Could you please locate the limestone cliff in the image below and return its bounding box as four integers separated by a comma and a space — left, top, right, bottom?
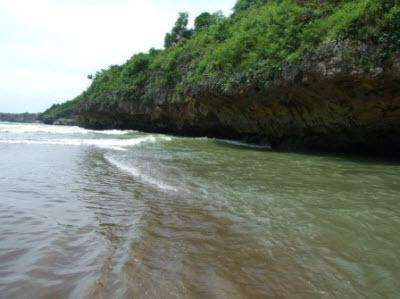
77, 42, 400, 155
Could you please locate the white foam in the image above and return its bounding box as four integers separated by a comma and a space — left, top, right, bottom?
95, 129, 134, 135
0, 123, 132, 135
217, 139, 271, 149
105, 155, 177, 192
0, 135, 172, 151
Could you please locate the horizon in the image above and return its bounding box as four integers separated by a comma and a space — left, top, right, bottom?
0, 0, 235, 113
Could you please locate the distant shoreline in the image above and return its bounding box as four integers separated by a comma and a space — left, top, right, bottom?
0, 112, 42, 124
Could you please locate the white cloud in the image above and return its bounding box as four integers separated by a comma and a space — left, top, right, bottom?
0, 0, 234, 113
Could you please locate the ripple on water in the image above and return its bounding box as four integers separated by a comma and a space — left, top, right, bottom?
1, 123, 400, 297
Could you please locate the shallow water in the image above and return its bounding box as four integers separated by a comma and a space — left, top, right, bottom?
0, 122, 399, 298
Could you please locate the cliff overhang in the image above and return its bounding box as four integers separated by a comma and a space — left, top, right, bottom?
77, 41, 400, 156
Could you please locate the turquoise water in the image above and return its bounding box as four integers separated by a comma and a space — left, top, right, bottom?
0, 122, 399, 298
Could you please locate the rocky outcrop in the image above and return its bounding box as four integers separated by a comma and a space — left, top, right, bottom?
0, 113, 41, 123
77, 41, 400, 155
52, 118, 77, 126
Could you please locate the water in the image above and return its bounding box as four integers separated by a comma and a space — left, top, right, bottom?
0, 122, 399, 298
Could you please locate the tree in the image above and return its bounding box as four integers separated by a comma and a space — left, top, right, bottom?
164, 33, 174, 48
233, 0, 268, 13
194, 11, 224, 31
195, 12, 213, 31
164, 12, 193, 48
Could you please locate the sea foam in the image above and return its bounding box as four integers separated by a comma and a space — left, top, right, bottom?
217, 139, 271, 149
0, 123, 132, 135
105, 155, 177, 192
0, 135, 172, 151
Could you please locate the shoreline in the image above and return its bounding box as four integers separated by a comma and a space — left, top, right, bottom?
37, 120, 400, 159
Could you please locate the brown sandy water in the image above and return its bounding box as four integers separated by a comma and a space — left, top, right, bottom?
0, 122, 400, 298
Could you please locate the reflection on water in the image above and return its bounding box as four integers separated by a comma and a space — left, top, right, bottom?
0, 122, 400, 298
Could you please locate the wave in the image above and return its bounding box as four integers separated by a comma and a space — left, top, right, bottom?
105, 155, 177, 192
192, 136, 271, 149
0, 135, 172, 151
0, 123, 132, 135
94, 129, 135, 135
216, 139, 271, 149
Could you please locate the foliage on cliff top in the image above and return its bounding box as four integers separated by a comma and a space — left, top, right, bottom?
40, 97, 82, 124
42, 0, 400, 121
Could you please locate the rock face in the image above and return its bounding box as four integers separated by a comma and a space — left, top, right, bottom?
0, 113, 41, 123
52, 118, 77, 126
77, 42, 400, 155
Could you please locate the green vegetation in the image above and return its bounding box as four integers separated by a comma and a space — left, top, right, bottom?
233, 0, 268, 13
39, 97, 82, 124
41, 0, 400, 123
164, 12, 193, 48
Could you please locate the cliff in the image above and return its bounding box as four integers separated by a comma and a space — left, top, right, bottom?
77, 42, 400, 154
42, 0, 400, 155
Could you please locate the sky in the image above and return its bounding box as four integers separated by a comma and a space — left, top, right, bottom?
0, 0, 235, 113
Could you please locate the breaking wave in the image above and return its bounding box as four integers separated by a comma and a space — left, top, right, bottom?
105, 155, 177, 192
0, 136, 172, 151
0, 123, 131, 135
216, 139, 271, 149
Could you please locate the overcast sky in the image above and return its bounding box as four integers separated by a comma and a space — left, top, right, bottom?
0, 0, 235, 113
